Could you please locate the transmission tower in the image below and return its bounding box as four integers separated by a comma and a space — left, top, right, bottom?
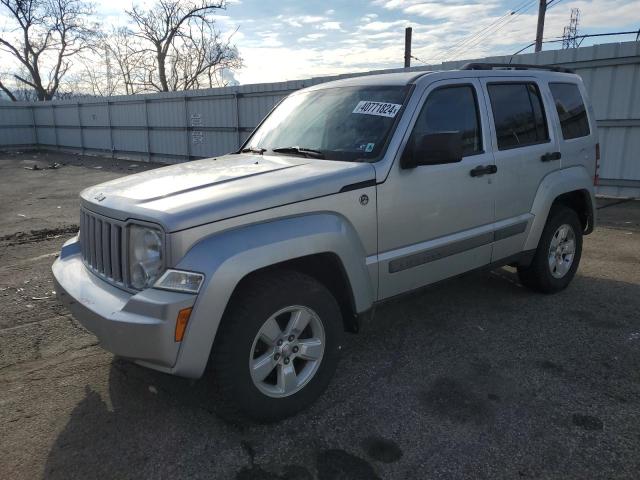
105, 45, 114, 95
562, 8, 581, 49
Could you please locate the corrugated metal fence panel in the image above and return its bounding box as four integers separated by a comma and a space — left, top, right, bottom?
110, 101, 146, 126
0, 105, 34, 145
148, 99, 185, 127
80, 103, 109, 127
34, 107, 54, 126
0, 41, 638, 195
188, 96, 237, 128
36, 127, 56, 145
54, 105, 79, 126
83, 128, 111, 151
0, 105, 32, 126
113, 129, 147, 153
0, 126, 34, 145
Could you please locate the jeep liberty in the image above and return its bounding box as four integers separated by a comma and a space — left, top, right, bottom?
53, 64, 598, 421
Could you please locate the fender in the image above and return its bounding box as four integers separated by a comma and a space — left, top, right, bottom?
170, 213, 374, 378
524, 166, 596, 252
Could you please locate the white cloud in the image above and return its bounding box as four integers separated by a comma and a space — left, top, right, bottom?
298, 33, 327, 43
318, 21, 342, 31
325, 9, 335, 15
253, 31, 283, 47
276, 14, 328, 28
358, 20, 409, 32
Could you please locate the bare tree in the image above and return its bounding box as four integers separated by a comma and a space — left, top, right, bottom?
0, 0, 96, 101
79, 27, 149, 97
126, 0, 241, 92
106, 27, 148, 95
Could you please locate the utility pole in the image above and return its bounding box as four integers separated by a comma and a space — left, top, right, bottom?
404, 27, 412, 68
534, 0, 547, 53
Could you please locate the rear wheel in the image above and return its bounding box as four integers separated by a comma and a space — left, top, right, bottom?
517, 206, 583, 293
210, 270, 343, 422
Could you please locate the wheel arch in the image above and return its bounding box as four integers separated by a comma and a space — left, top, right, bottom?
230, 253, 359, 333
168, 213, 375, 379
524, 166, 596, 251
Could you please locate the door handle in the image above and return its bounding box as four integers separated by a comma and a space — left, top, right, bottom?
541, 151, 562, 162
470, 165, 498, 177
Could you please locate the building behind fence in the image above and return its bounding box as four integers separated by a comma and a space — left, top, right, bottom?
1, 41, 639, 197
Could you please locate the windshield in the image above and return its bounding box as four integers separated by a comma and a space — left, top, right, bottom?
245, 85, 411, 162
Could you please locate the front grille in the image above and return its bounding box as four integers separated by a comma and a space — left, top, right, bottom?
80, 209, 127, 286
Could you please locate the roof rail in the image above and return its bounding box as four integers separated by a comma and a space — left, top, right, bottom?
460, 62, 575, 74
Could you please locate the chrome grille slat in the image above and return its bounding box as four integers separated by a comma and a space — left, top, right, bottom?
96, 219, 103, 272
103, 222, 111, 278
79, 208, 127, 288
89, 216, 96, 268
111, 225, 122, 282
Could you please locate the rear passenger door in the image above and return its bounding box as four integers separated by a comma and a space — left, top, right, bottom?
480, 78, 559, 261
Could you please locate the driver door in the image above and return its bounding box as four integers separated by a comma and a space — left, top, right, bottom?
376, 78, 496, 299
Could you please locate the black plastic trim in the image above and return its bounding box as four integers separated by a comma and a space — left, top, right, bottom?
461, 62, 575, 74
388, 221, 529, 273
339, 179, 377, 193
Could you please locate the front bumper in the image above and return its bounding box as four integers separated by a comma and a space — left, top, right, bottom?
52, 236, 196, 374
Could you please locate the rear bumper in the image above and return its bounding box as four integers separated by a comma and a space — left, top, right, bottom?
52, 236, 195, 374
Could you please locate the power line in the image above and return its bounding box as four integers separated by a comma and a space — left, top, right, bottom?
437, 0, 536, 62
436, 4, 525, 61
446, 0, 567, 61
444, 1, 537, 61
512, 30, 640, 55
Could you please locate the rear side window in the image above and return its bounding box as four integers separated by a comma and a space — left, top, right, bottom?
487, 83, 549, 150
549, 83, 590, 139
412, 85, 482, 156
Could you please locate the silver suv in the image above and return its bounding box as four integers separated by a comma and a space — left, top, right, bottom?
53, 64, 598, 421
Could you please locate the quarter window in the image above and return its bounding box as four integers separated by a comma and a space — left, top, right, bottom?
549, 83, 590, 139
488, 83, 549, 150
411, 85, 482, 157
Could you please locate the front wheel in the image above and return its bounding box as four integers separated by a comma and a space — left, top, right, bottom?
210, 270, 344, 422
517, 206, 583, 293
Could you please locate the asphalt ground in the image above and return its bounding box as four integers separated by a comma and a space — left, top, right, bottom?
1, 151, 639, 479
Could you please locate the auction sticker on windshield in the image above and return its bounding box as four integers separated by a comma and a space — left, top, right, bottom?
352, 101, 402, 118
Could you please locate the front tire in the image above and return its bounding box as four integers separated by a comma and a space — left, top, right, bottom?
517, 205, 583, 293
210, 270, 344, 422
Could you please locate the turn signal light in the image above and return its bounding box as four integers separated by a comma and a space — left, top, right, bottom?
175, 307, 193, 342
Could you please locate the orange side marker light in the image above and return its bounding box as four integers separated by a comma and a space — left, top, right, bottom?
175, 307, 193, 342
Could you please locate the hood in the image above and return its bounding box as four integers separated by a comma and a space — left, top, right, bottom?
80, 153, 375, 232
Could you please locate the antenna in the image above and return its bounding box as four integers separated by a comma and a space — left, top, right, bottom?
562, 8, 581, 49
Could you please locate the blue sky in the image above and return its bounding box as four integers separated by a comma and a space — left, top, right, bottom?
199, 0, 640, 84
10, 0, 640, 86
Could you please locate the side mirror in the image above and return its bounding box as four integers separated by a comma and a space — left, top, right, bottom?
401, 131, 463, 169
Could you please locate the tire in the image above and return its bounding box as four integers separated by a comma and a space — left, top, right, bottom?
517, 205, 583, 294
210, 270, 344, 422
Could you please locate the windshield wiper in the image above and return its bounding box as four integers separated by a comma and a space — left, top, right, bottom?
240, 146, 266, 154
271, 146, 325, 159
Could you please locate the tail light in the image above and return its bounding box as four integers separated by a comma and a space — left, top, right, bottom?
594, 143, 600, 186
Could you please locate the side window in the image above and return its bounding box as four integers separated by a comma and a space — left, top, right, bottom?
487, 83, 550, 150
549, 83, 590, 139
411, 85, 482, 157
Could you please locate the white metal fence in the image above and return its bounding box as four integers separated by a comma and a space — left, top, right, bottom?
1, 41, 639, 197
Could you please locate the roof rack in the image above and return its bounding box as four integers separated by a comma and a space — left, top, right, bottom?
460, 62, 575, 74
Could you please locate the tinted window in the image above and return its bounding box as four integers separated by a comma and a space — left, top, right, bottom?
488, 83, 549, 150
411, 85, 482, 157
549, 83, 590, 139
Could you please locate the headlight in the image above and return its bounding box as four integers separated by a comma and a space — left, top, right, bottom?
128, 225, 163, 290
154, 269, 204, 294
